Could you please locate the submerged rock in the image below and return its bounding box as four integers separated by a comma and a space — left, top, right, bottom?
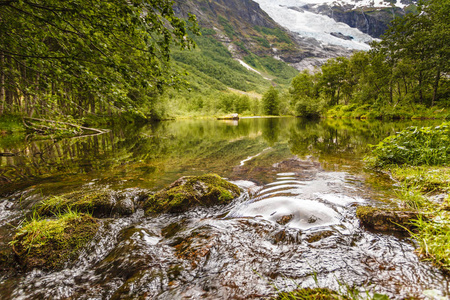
36, 189, 136, 218
356, 206, 425, 232
144, 174, 240, 214
11, 213, 99, 271
274, 287, 343, 299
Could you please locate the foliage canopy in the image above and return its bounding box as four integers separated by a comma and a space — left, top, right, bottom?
0, 0, 198, 118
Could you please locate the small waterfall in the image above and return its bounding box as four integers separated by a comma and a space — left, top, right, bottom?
360, 8, 370, 34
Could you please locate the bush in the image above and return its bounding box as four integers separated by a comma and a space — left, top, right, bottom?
262, 86, 280, 115
366, 122, 450, 168
295, 96, 325, 118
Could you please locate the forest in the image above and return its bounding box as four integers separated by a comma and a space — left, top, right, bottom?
0, 0, 198, 122
0, 0, 448, 124
1, 1, 450, 299
289, 0, 449, 119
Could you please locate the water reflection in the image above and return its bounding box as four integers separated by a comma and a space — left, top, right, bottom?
0, 118, 442, 195
0, 118, 448, 299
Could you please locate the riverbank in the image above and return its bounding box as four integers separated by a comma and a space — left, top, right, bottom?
325, 104, 450, 120
364, 122, 450, 272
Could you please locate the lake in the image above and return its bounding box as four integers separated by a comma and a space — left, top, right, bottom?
0, 117, 448, 299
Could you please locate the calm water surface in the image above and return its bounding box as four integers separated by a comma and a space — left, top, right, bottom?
0, 118, 448, 299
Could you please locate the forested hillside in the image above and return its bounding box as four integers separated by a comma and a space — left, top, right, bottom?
289, 0, 449, 119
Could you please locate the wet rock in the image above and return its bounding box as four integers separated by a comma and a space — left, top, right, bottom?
36, 189, 137, 218
11, 213, 99, 271
271, 229, 301, 244
144, 174, 240, 215
276, 214, 293, 225
356, 206, 426, 232
0, 247, 17, 276
305, 230, 334, 243
172, 231, 217, 268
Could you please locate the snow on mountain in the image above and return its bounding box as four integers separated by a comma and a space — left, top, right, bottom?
283, 0, 408, 9
252, 0, 404, 50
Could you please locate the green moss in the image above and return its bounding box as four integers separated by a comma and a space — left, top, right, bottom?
144, 174, 240, 214
274, 287, 346, 299
10, 212, 99, 270
36, 189, 135, 218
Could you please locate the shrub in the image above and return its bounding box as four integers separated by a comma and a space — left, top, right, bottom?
366, 123, 450, 168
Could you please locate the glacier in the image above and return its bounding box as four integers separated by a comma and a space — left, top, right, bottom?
252, 0, 405, 50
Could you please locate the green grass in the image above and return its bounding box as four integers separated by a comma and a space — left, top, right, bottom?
365, 123, 450, 272
0, 114, 25, 133
410, 213, 450, 271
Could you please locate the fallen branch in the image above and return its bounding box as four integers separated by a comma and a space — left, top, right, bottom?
0, 152, 15, 157
23, 117, 109, 135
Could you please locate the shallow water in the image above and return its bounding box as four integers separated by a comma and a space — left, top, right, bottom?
0, 118, 448, 299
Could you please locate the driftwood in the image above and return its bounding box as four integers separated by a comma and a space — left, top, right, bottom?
23, 117, 109, 135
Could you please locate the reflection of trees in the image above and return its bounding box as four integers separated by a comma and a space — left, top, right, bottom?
262, 118, 280, 147
288, 119, 440, 162
0, 126, 143, 185
0, 119, 266, 189
1, 118, 439, 191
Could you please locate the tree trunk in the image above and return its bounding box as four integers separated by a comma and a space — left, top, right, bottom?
90, 94, 95, 114
0, 51, 5, 116
432, 67, 440, 107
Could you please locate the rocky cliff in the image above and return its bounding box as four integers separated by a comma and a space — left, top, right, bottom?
174, 0, 352, 71
312, 5, 407, 38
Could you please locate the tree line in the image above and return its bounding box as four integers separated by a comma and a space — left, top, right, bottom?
288, 0, 449, 119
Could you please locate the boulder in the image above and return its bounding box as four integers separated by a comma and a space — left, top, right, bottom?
144, 174, 240, 214
11, 213, 99, 271
356, 206, 425, 232
36, 189, 136, 218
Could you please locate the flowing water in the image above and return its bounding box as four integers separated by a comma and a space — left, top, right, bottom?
0, 118, 448, 299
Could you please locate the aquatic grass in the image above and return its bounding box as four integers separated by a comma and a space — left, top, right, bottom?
394, 184, 430, 210
410, 213, 450, 272
365, 123, 450, 272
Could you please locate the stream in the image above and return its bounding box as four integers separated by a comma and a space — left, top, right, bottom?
0, 117, 448, 299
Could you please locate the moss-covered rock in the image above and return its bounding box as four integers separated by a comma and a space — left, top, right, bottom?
36, 189, 136, 218
273, 287, 346, 300
356, 206, 425, 232
144, 174, 240, 214
10, 213, 99, 271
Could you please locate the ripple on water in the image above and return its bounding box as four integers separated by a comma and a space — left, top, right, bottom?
228, 197, 341, 230
3, 164, 450, 300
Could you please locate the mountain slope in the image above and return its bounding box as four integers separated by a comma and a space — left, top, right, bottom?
174, 0, 353, 73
